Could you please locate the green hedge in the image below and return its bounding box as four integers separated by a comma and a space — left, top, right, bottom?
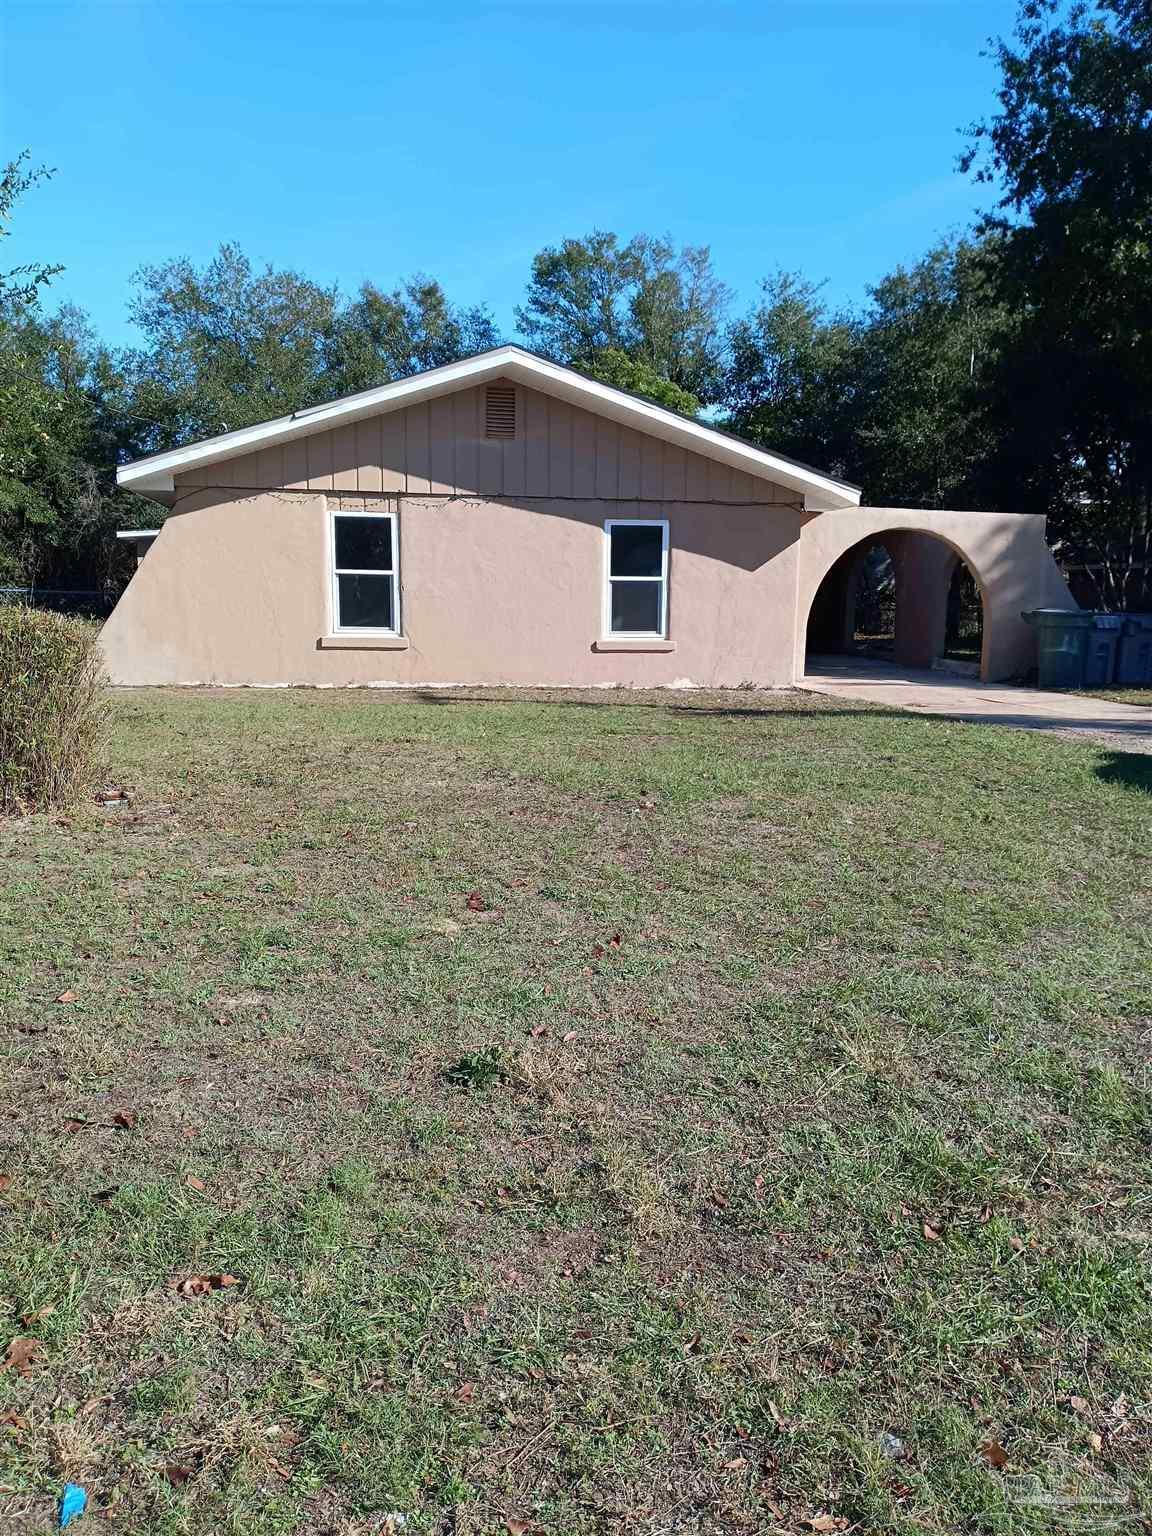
0, 607, 107, 813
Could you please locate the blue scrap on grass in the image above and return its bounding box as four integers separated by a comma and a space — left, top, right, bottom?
59, 1483, 87, 1527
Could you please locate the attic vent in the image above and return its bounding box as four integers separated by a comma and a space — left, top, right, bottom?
485, 385, 516, 438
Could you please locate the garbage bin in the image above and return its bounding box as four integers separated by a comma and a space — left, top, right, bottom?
1116, 614, 1152, 687
1022, 609, 1122, 689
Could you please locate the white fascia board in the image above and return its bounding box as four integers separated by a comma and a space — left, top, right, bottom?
116, 345, 860, 509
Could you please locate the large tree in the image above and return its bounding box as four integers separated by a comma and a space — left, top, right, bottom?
120, 244, 340, 454
723, 245, 1007, 510
0, 303, 135, 589
516, 232, 729, 402
328, 277, 500, 396
846, 241, 1005, 509
0, 152, 62, 306
723, 271, 858, 480
121, 247, 503, 458
0, 154, 133, 591
964, 0, 1152, 605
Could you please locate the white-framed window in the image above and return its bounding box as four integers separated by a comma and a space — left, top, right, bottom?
329, 509, 400, 635
603, 518, 669, 638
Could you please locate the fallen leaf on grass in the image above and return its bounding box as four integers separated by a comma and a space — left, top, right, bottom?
63, 1119, 90, 1134
0, 1174, 11, 1195
174, 1274, 239, 1298
505, 1521, 532, 1536
979, 1438, 1009, 1469
465, 891, 487, 912
922, 1220, 943, 1242
802, 1515, 848, 1532
0, 1338, 43, 1376
55, 990, 78, 1005
528, 1025, 548, 1039
562, 1030, 579, 1042
1069, 1395, 1091, 1414
452, 1381, 476, 1403
163, 1463, 193, 1486
0, 1412, 27, 1433
111, 1110, 137, 1131
1087, 1432, 1103, 1453
184, 1175, 206, 1192
591, 932, 623, 961
20, 1306, 54, 1327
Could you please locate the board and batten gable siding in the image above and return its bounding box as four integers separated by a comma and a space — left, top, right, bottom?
173, 380, 799, 506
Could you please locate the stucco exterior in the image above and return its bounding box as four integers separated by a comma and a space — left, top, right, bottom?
798, 508, 1074, 682
102, 483, 807, 688
105, 355, 1074, 689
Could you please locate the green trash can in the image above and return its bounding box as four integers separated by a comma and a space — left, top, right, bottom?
1116, 614, 1152, 687
1022, 609, 1122, 689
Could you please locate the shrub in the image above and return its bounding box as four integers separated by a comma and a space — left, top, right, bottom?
0, 606, 107, 813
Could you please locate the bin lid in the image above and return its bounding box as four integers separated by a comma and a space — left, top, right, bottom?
1021, 608, 1094, 626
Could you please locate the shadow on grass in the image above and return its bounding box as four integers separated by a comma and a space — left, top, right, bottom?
1095, 751, 1152, 795
410, 690, 906, 720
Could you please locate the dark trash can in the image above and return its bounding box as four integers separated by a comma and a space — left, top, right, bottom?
1022, 609, 1122, 689
1116, 614, 1152, 687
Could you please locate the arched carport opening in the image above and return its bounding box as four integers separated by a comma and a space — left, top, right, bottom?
805, 530, 986, 676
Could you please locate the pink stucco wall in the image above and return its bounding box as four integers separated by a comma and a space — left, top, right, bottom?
101, 485, 805, 687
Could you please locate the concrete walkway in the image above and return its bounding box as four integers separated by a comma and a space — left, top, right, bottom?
802, 657, 1152, 750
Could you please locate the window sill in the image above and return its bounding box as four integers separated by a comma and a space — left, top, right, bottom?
592, 638, 677, 653
317, 634, 410, 650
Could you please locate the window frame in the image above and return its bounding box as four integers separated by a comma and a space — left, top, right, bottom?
602, 517, 669, 640
329, 507, 401, 637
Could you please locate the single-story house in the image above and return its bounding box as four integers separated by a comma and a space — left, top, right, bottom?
106, 345, 1073, 688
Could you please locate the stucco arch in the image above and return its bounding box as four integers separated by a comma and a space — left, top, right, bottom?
805, 528, 985, 672
795, 508, 1074, 683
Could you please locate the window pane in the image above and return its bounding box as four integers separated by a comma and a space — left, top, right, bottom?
338, 573, 395, 630
610, 523, 663, 578
610, 579, 661, 634
335, 515, 392, 571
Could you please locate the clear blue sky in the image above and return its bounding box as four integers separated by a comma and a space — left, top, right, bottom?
1, 0, 1012, 350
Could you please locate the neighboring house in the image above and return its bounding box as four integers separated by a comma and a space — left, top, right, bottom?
106, 346, 1072, 687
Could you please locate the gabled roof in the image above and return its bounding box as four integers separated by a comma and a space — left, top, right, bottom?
116, 345, 861, 510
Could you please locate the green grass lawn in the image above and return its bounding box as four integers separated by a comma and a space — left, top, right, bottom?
1, 687, 1150, 1536
1075, 687, 1152, 709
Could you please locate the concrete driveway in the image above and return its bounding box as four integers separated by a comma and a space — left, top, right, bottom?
803, 657, 1152, 750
